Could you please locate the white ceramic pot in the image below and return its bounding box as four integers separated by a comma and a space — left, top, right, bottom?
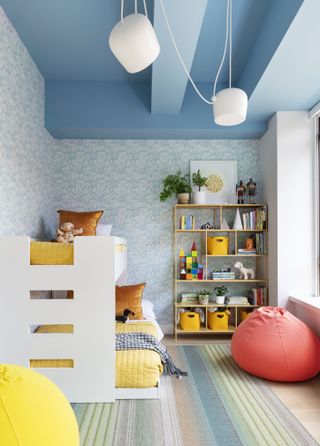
177, 193, 190, 204
215, 295, 226, 305
192, 191, 206, 204
199, 295, 209, 305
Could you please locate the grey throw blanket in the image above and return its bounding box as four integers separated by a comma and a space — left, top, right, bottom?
116, 332, 188, 379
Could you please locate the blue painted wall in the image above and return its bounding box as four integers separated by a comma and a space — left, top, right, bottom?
0, 7, 54, 239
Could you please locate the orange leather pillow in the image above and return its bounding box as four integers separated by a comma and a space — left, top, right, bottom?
58, 210, 103, 236
116, 283, 146, 320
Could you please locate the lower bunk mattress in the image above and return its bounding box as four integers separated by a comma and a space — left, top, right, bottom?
32, 321, 163, 389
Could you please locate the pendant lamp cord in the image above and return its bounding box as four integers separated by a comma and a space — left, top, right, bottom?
229, 0, 232, 88
121, 0, 148, 21
158, 0, 231, 105
121, 0, 124, 22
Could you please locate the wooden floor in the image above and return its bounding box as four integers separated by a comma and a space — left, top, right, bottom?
164, 335, 320, 443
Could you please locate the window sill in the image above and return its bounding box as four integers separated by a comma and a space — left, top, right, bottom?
289, 296, 320, 310
288, 296, 320, 336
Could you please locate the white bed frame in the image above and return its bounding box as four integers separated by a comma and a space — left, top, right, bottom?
0, 236, 159, 402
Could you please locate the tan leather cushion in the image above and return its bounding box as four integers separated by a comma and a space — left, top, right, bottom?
57, 210, 103, 236
116, 283, 146, 320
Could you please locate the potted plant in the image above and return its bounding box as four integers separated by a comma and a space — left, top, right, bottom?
192, 169, 208, 204
160, 170, 192, 204
214, 285, 229, 305
198, 288, 211, 305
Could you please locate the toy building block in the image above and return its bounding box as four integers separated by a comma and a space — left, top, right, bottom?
191, 268, 198, 275
186, 274, 193, 280
179, 248, 185, 257
191, 242, 198, 257
192, 274, 198, 280
180, 269, 186, 280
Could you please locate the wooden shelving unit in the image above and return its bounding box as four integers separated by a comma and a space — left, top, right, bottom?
174, 203, 268, 341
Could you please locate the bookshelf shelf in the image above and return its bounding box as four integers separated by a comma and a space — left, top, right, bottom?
176, 229, 267, 233
174, 203, 268, 341
176, 279, 266, 283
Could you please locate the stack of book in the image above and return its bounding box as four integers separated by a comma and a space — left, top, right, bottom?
242, 206, 267, 230
227, 296, 249, 305
249, 287, 267, 305
180, 215, 195, 230
211, 268, 235, 280
237, 248, 256, 255
179, 293, 199, 304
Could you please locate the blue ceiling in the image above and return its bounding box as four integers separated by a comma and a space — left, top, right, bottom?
2, 0, 319, 139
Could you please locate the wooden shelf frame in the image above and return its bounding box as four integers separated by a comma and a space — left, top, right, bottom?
174, 203, 268, 341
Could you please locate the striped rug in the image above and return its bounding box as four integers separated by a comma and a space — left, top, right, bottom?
72, 345, 318, 446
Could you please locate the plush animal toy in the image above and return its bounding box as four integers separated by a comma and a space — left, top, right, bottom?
56, 222, 83, 243
234, 261, 255, 280
116, 309, 135, 323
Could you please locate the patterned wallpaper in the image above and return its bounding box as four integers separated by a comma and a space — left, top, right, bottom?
53, 140, 260, 331
1, 8, 261, 331
0, 7, 54, 239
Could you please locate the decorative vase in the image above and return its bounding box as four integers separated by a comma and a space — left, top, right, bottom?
221, 218, 230, 230
177, 193, 190, 204
233, 208, 243, 230
192, 191, 206, 204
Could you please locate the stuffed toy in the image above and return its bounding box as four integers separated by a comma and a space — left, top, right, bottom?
116, 309, 135, 323
56, 222, 83, 243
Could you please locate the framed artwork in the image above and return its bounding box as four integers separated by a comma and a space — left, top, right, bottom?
190, 160, 237, 204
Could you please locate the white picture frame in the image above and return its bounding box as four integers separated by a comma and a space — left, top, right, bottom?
190, 160, 237, 204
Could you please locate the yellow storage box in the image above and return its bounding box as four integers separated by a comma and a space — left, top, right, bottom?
180, 312, 200, 331
207, 236, 229, 255
208, 310, 229, 331
240, 310, 252, 322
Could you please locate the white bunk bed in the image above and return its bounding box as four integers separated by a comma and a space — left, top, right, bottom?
0, 236, 127, 403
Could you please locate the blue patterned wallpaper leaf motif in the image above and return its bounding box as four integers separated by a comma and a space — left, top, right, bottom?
1, 7, 261, 332
0, 8, 54, 240
53, 140, 260, 331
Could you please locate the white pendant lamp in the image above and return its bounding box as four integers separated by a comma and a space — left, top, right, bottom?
212, 0, 248, 125
108, 0, 248, 126
213, 88, 248, 126
109, 0, 160, 74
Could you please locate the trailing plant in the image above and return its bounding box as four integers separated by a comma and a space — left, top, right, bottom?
159, 170, 192, 202
214, 286, 229, 296
198, 289, 211, 296
192, 169, 208, 191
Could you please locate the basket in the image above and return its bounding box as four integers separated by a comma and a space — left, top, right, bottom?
240, 310, 252, 322
180, 312, 200, 331
207, 236, 229, 255
208, 311, 229, 331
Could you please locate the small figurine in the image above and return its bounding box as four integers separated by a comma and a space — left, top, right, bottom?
246, 178, 257, 203
234, 261, 255, 280
236, 180, 246, 204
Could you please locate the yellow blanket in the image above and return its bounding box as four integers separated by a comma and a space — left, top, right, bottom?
32, 322, 163, 388
30, 241, 73, 265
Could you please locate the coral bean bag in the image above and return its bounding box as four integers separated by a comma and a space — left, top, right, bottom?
231, 307, 320, 382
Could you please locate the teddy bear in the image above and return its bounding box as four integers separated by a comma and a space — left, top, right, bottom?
56, 222, 83, 243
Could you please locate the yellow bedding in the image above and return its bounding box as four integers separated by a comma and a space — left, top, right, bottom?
30, 241, 73, 265
30, 241, 126, 265
32, 321, 163, 388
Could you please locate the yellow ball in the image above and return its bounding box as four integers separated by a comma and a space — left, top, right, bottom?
0, 364, 79, 446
